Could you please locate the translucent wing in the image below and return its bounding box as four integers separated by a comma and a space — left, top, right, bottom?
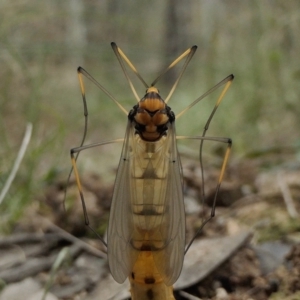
108, 119, 185, 285
107, 121, 138, 283
152, 122, 185, 285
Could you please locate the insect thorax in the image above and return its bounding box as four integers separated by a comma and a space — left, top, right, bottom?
129, 88, 175, 141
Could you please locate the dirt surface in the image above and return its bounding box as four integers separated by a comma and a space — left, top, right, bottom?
0, 152, 300, 300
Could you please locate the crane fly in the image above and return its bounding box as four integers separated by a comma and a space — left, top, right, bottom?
69, 42, 233, 300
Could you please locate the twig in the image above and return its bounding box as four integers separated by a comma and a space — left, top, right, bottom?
277, 171, 299, 218
38, 215, 107, 259
0, 243, 81, 283
0, 232, 60, 246
179, 291, 202, 300
0, 123, 33, 205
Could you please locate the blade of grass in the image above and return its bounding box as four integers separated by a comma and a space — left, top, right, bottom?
41, 247, 71, 300
0, 123, 32, 205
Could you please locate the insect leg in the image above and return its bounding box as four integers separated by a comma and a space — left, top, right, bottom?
162, 45, 197, 103
177, 135, 232, 254
63, 68, 90, 209
198, 77, 233, 216
64, 66, 128, 205
111, 42, 149, 95
176, 75, 234, 243
111, 42, 198, 104
70, 139, 124, 247
78, 67, 128, 115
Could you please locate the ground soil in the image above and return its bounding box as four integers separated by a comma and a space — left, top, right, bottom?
0, 152, 299, 300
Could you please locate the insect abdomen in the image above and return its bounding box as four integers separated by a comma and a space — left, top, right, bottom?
129, 251, 175, 300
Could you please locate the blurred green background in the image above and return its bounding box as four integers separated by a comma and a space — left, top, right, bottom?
0, 1, 300, 230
